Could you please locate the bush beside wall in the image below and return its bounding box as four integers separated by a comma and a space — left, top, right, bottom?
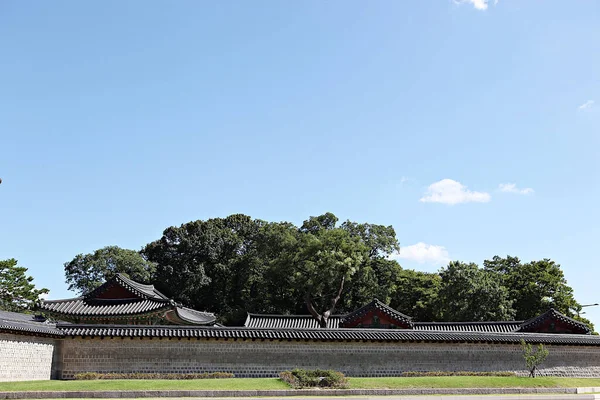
279, 369, 349, 389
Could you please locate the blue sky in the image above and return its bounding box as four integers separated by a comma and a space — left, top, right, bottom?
1, 1, 598, 325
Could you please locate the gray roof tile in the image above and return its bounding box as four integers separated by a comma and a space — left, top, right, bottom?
39, 274, 216, 325
0, 310, 63, 337
39, 298, 169, 316
175, 306, 217, 325
414, 321, 524, 333
245, 314, 342, 329
57, 323, 600, 346
245, 314, 525, 333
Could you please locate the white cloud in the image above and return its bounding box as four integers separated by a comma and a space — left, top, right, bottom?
390, 242, 450, 265
498, 183, 534, 195
420, 179, 491, 205
454, 0, 493, 10
579, 100, 595, 110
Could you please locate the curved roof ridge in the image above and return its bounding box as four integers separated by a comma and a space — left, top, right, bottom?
115, 273, 169, 300
341, 298, 413, 327
374, 299, 413, 319
518, 308, 591, 334
115, 273, 155, 289
174, 306, 216, 325
38, 296, 85, 304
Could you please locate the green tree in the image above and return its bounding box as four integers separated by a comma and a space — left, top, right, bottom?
437, 261, 515, 321
520, 339, 549, 378
287, 213, 401, 327
255, 221, 306, 315
290, 225, 369, 327
482, 255, 522, 275
343, 258, 404, 312
300, 212, 339, 234
142, 212, 402, 325
64, 246, 156, 294
338, 220, 402, 311
0, 259, 48, 312
484, 256, 584, 322
143, 214, 276, 324
340, 221, 400, 258
390, 269, 441, 321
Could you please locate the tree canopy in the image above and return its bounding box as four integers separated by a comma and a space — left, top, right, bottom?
284, 214, 401, 327
390, 269, 440, 321
436, 261, 515, 322
59, 213, 591, 331
141, 213, 400, 325
483, 255, 589, 325
64, 246, 156, 294
0, 259, 48, 312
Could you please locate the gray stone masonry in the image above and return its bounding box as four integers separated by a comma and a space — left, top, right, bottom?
56, 337, 600, 379
0, 333, 55, 382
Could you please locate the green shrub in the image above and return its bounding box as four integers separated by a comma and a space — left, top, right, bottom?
279, 369, 349, 389
74, 372, 234, 380
400, 371, 516, 377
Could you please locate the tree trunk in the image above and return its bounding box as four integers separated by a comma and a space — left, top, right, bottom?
305, 276, 346, 328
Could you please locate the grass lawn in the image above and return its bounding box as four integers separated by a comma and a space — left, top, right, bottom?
0, 378, 288, 392
349, 376, 600, 389
2, 376, 600, 392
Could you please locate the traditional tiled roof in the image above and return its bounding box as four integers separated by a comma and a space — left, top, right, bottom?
39, 274, 215, 326
0, 310, 63, 337
244, 300, 593, 335
57, 323, 600, 346
245, 314, 523, 333
40, 297, 170, 316
244, 314, 342, 329
517, 308, 591, 334
172, 306, 216, 325
340, 298, 413, 328
414, 321, 523, 333
86, 273, 170, 301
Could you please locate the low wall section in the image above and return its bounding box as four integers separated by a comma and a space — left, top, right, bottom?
0, 333, 56, 382
56, 337, 600, 379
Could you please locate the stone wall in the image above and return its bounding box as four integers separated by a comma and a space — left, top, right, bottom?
0, 333, 56, 382
56, 337, 600, 379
